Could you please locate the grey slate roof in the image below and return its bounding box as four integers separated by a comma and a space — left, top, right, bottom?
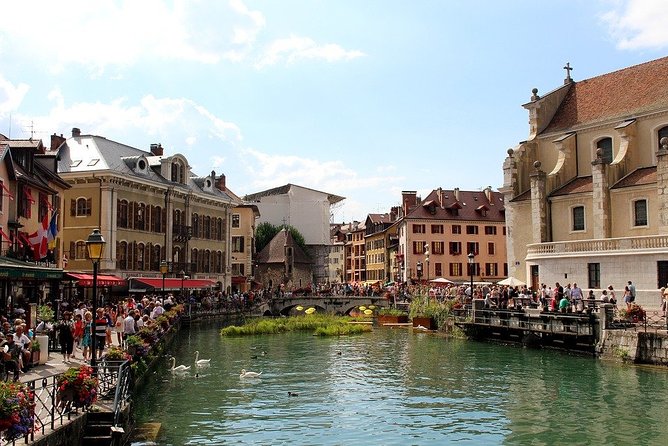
57, 133, 237, 202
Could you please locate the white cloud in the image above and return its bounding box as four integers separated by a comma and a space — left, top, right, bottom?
0, 75, 29, 115
255, 35, 365, 68
211, 156, 226, 168
601, 0, 668, 49
0, 0, 360, 73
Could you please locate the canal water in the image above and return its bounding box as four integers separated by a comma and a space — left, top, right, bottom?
133, 323, 668, 445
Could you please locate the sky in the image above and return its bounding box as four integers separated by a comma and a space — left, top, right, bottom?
1, 0, 668, 223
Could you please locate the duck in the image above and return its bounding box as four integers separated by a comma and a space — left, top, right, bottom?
170, 357, 191, 373
240, 369, 262, 378
288, 391, 299, 397
194, 351, 211, 367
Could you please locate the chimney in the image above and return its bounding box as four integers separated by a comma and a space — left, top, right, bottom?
401, 191, 417, 215
454, 187, 460, 201
72, 128, 81, 137
484, 186, 492, 202
150, 143, 164, 156
437, 187, 443, 208
50, 133, 65, 151
215, 173, 226, 191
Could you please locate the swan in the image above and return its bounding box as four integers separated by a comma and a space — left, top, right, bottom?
194, 351, 211, 367
170, 357, 191, 373
240, 369, 262, 378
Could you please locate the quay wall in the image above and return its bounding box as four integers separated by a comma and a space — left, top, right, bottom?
600, 330, 668, 365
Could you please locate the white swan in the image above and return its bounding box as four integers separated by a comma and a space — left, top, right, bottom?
170, 357, 191, 373
194, 351, 211, 367
240, 368, 262, 378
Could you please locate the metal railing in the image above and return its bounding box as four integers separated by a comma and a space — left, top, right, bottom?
1, 360, 130, 446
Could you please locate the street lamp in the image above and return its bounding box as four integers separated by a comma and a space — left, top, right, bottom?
468, 252, 475, 302
86, 229, 106, 373
160, 260, 169, 296
180, 270, 188, 299
416, 261, 422, 282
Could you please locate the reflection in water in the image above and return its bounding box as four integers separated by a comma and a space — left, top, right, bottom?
134, 324, 668, 445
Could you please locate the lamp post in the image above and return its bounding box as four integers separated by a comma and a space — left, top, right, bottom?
86, 229, 106, 373
468, 252, 475, 302
416, 261, 422, 283
160, 260, 169, 296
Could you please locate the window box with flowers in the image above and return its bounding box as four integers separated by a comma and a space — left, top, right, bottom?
103, 346, 131, 362
619, 304, 646, 323
0, 381, 34, 442
56, 366, 99, 411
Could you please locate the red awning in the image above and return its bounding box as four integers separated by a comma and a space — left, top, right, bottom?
132, 277, 216, 290
66, 273, 127, 287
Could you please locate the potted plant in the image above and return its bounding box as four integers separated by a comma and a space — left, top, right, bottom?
377, 307, 409, 325
56, 366, 99, 411
29, 339, 40, 367
0, 381, 34, 441
619, 304, 646, 323
104, 346, 131, 362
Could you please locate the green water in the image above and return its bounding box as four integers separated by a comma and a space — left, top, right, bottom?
133, 324, 668, 445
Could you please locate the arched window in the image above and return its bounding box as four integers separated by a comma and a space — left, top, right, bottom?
117, 200, 128, 228
173, 246, 182, 267
659, 126, 668, 149
217, 251, 223, 273
75, 198, 91, 217
116, 241, 127, 270
191, 249, 199, 273
174, 209, 182, 228
152, 206, 163, 233
597, 137, 613, 164
152, 245, 161, 270
216, 218, 223, 241
75, 241, 87, 259
192, 213, 200, 238
134, 203, 146, 231
204, 216, 211, 239
136, 243, 145, 270
204, 250, 211, 272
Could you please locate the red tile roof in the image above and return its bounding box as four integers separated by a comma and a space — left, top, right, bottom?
550, 176, 593, 197
611, 167, 656, 189
405, 188, 505, 222
543, 56, 668, 134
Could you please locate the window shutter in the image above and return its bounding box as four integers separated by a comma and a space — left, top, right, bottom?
86, 198, 92, 215
69, 241, 75, 258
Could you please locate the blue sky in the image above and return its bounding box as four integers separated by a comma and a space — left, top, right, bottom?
1, 0, 667, 222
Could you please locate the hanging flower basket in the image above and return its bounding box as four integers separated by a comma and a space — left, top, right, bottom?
0, 381, 34, 441
56, 366, 99, 410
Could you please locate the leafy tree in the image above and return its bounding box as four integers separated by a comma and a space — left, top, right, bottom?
255, 222, 307, 254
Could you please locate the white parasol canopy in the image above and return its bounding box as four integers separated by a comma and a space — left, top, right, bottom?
429, 277, 454, 284
497, 277, 526, 287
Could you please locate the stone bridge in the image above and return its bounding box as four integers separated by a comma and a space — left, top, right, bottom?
255, 295, 390, 316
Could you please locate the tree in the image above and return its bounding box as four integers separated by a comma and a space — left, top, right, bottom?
255, 222, 308, 254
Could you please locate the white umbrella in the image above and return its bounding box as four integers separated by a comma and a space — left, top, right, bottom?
497, 277, 526, 287
429, 277, 454, 284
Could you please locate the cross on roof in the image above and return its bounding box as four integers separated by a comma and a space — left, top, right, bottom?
563, 62, 573, 84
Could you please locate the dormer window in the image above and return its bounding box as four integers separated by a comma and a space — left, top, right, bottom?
171, 159, 186, 184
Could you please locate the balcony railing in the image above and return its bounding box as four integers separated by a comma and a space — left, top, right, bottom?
526, 234, 668, 258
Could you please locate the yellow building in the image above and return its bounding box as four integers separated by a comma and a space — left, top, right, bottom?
364, 213, 398, 283
230, 203, 260, 292
502, 57, 668, 306
55, 128, 239, 297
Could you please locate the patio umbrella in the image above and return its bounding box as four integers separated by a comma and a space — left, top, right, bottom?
497, 277, 526, 287
429, 277, 454, 284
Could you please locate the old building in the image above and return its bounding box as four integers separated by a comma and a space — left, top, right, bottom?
344, 221, 366, 283
501, 57, 668, 305
364, 212, 399, 284
54, 128, 239, 297
230, 202, 260, 292
255, 227, 313, 292
0, 134, 69, 310
243, 184, 344, 285
397, 188, 507, 284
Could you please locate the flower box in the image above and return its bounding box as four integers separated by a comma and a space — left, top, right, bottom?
378, 314, 409, 325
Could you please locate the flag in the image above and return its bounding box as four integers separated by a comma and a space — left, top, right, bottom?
28, 212, 49, 260
47, 211, 58, 249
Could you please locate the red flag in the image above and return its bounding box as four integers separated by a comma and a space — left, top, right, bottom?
28, 212, 49, 260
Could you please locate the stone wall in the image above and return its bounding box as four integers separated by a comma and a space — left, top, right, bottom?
599, 330, 668, 366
